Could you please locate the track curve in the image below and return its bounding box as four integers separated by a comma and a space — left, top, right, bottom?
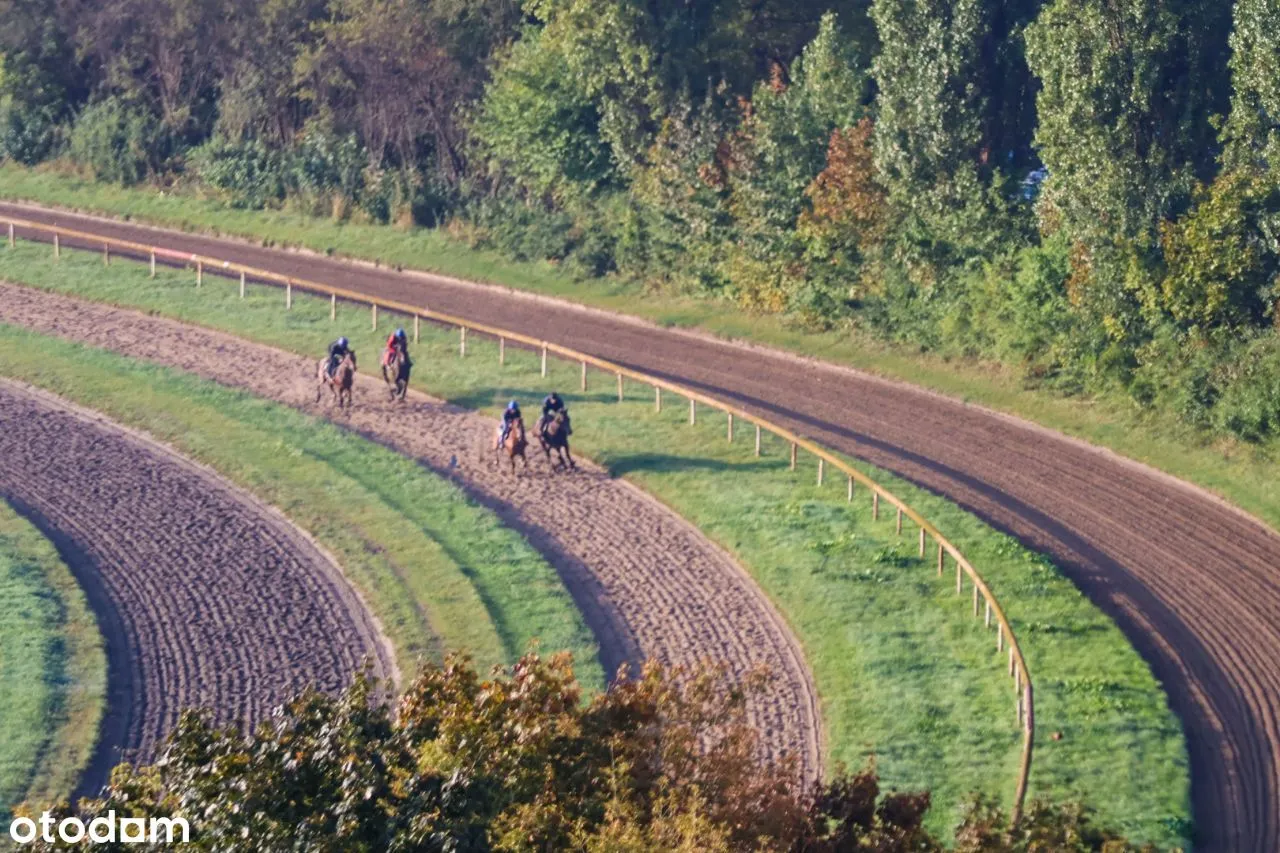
0, 379, 393, 796
0, 202, 1272, 850
0, 283, 823, 785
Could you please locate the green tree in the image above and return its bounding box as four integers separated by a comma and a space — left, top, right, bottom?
870, 0, 1038, 266
1221, 0, 1280, 173
721, 12, 868, 316
1025, 0, 1230, 242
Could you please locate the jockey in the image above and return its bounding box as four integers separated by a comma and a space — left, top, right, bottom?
497, 400, 523, 448
326, 336, 353, 378
538, 392, 571, 436
382, 328, 410, 368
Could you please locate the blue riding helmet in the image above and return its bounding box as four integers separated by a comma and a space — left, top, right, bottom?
395, 328, 406, 340
337, 336, 349, 348
508, 401, 519, 411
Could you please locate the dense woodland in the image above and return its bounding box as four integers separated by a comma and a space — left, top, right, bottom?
1, 0, 1278, 440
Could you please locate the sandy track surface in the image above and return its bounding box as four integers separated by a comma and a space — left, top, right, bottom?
0, 379, 393, 796
0, 283, 822, 785
0, 204, 1273, 849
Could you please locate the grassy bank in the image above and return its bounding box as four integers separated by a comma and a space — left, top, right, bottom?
0, 500, 106, 814
0, 323, 602, 694
0, 241, 1189, 845
0, 165, 1276, 544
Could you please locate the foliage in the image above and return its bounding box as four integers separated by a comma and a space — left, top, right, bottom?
65, 98, 169, 185
18, 652, 1148, 851
1155, 170, 1280, 329
1222, 0, 1280, 172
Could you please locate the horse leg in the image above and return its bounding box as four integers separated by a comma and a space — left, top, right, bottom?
563, 442, 575, 470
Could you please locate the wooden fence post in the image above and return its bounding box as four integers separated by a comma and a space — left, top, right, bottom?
196, 260, 202, 285
727, 413, 734, 442
997, 624, 1004, 653
1011, 649, 1017, 680
896, 507, 903, 535
755, 425, 761, 456
689, 398, 696, 425
460, 327, 467, 357
616, 373, 623, 402
6, 222, 12, 248
540, 344, 547, 377
919, 527, 926, 557
286, 281, 292, 309
655, 386, 662, 412
330, 293, 336, 321
103, 243, 110, 266
956, 562, 962, 594
580, 360, 587, 391
789, 442, 797, 470
937, 543, 944, 576
53, 234, 59, 260
973, 583, 979, 616
371, 303, 378, 330
872, 491, 879, 520
499, 337, 506, 365
817, 458, 824, 486
847, 476, 854, 502
413, 315, 419, 344
150, 250, 156, 278
239, 271, 245, 298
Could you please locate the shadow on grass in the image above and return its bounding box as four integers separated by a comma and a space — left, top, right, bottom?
605, 452, 776, 477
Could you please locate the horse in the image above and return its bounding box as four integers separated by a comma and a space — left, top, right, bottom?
382, 349, 410, 402
538, 410, 575, 471
316, 351, 356, 410
494, 417, 528, 474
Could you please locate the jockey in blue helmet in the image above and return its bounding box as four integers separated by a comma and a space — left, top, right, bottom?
327, 336, 352, 377
497, 399, 523, 447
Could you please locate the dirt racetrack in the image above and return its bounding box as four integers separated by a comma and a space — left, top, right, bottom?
0, 282, 822, 786
0, 203, 1275, 850
0, 379, 394, 796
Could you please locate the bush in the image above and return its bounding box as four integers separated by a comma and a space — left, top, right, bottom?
188, 138, 287, 209
0, 97, 59, 165
66, 98, 169, 185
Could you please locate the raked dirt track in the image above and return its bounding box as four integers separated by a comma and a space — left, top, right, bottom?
0, 282, 823, 787
0, 203, 1274, 850
0, 378, 394, 796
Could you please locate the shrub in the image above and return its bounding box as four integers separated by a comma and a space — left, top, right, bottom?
65, 98, 169, 185
188, 138, 287, 209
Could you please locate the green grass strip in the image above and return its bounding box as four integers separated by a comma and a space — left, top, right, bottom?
0, 321, 602, 696
0, 499, 106, 814
0, 241, 1189, 845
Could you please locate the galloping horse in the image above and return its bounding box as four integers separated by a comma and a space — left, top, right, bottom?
494, 417, 528, 473
317, 351, 356, 410
382, 349, 410, 402
538, 410, 575, 471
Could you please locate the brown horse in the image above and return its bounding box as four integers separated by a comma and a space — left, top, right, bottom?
494, 417, 528, 473
538, 410, 575, 471
382, 349, 410, 402
316, 351, 356, 410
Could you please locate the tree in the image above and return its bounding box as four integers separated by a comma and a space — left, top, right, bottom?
20, 653, 948, 852
721, 12, 868, 315
1221, 0, 1280, 173
870, 0, 1039, 265
1025, 0, 1231, 243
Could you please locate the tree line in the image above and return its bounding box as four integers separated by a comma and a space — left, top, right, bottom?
1, 0, 1278, 440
